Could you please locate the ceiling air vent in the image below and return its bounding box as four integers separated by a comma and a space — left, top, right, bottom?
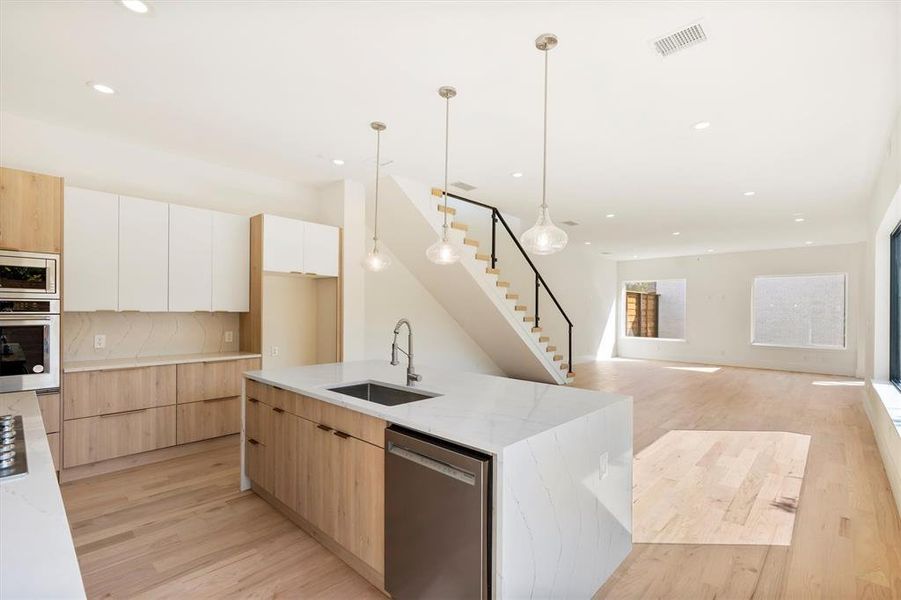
451, 181, 477, 192
652, 22, 707, 57
561, 220, 579, 227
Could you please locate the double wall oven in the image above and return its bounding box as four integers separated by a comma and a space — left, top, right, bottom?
0, 251, 61, 392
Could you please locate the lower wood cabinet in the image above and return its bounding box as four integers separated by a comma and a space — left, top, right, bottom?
64, 366, 176, 419
37, 392, 60, 434
246, 382, 386, 576
63, 406, 176, 467
176, 397, 241, 444
47, 432, 60, 471
176, 359, 258, 403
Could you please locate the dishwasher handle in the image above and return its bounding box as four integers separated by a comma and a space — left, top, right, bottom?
387, 441, 476, 486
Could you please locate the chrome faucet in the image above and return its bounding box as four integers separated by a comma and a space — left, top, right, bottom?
391, 318, 422, 386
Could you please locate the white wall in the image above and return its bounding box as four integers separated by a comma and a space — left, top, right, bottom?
617, 243, 865, 377
364, 241, 503, 375
0, 111, 321, 219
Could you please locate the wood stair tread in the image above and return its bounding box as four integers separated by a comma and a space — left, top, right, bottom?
546, 345, 557, 352
506, 293, 518, 300
463, 238, 479, 247
485, 267, 500, 275
514, 305, 527, 312
539, 336, 550, 342
553, 354, 563, 361
523, 316, 535, 322
437, 205, 457, 216
475, 253, 491, 262
496, 281, 510, 288
560, 363, 569, 370
531, 327, 542, 333
451, 222, 468, 231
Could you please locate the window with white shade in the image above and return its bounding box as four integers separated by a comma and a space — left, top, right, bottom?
752, 274, 847, 349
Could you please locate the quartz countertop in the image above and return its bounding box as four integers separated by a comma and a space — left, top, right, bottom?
245, 360, 630, 454
0, 391, 86, 599
64, 351, 262, 373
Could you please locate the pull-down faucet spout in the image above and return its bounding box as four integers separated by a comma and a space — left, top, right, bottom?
391, 318, 421, 386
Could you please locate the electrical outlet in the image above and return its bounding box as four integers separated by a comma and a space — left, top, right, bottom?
599, 452, 608, 480
271, 346, 279, 357
224, 331, 234, 343
94, 334, 106, 350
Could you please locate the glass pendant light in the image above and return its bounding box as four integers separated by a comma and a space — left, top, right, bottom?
363, 121, 391, 272
426, 86, 461, 265
521, 33, 568, 255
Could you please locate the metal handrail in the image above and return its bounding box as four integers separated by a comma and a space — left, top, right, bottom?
432, 188, 574, 375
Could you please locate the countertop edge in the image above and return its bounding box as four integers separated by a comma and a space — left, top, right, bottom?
64, 352, 263, 373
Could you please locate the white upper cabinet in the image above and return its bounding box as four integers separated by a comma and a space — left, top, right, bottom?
118, 195, 169, 311
263, 214, 304, 273
168, 204, 212, 312
212, 211, 249, 312
63, 187, 119, 311
302, 221, 340, 277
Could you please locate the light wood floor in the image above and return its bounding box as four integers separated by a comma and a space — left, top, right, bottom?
59, 360, 901, 599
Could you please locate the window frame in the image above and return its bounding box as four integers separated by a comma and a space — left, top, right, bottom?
621, 278, 688, 342
890, 221, 901, 389
749, 272, 848, 351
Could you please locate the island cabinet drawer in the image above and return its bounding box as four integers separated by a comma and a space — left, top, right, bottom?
245, 397, 271, 444
63, 405, 176, 467
63, 366, 176, 420
246, 436, 272, 493
177, 359, 261, 403
245, 379, 271, 405
176, 397, 241, 444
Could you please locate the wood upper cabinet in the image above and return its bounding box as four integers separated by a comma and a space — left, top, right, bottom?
176, 358, 259, 403
118, 195, 169, 311
302, 221, 339, 277
0, 167, 62, 253
212, 211, 249, 312
64, 365, 177, 420
262, 214, 303, 273
64, 186, 119, 311
168, 204, 212, 312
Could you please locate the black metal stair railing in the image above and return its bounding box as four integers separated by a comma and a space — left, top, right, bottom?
435, 189, 574, 376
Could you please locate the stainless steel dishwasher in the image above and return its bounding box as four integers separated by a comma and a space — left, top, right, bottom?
385, 425, 491, 600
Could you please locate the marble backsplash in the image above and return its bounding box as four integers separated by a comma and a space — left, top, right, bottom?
64, 312, 240, 362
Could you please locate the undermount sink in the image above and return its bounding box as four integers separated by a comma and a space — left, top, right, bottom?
327, 381, 440, 406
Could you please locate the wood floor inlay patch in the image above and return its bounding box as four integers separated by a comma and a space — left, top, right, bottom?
633, 430, 811, 546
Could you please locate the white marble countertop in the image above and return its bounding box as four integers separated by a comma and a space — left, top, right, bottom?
65, 351, 263, 373
245, 360, 630, 454
0, 391, 86, 599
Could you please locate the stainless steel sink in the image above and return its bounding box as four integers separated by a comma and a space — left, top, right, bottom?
327, 381, 440, 406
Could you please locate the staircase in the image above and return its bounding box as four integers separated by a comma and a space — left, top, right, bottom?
379, 176, 573, 385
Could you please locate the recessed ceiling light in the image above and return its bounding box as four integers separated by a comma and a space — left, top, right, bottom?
672, 231, 681, 236
511, 172, 523, 178
120, 0, 149, 14
332, 159, 345, 166
794, 217, 805, 223
805, 241, 813, 245
692, 121, 711, 130
743, 191, 755, 197
707, 249, 714, 253
605, 213, 615, 218
584, 241, 591, 245
87, 81, 115, 94
632, 255, 639, 259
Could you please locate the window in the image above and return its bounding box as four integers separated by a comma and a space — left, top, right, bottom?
891, 222, 901, 387
624, 280, 686, 340
752, 274, 846, 349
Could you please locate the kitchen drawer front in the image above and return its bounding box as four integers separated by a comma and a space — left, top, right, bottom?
245, 378, 271, 405
37, 392, 60, 434
63, 405, 176, 467
309, 397, 386, 448
177, 359, 261, 403
245, 397, 271, 445
64, 366, 176, 420
47, 432, 60, 471
176, 397, 241, 444
246, 437, 273, 494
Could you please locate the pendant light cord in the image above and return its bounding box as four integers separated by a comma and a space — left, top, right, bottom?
373, 128, 381, 244
443, 93, 450, 233
541, 47, 548, 210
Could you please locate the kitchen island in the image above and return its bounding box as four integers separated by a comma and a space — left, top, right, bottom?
241, 360, 632, 599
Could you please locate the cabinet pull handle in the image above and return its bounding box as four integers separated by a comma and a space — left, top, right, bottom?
203, 397, 234, 404
332, 430, 350, 439
316, 424, 332, 432
248, 438, 259, 445
272, 407, 285, 413
248, 398, 259, 404
99, 408, 147, 418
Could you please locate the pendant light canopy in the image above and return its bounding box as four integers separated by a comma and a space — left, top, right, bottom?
426, 86, 461, 266
363, 121, 391, 272
521, 33, 568, 256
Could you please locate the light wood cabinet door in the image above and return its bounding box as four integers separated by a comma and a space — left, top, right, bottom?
63, 405, 176, 467
0, 167, 62, 253
64, 186, 119, 311
246, 437, 273, 494
271, 407, 302, 512
334, 434, 385, 573
176, 397, 241, 444
262, 214, 303, 273
47, 432, 60, 471
212, 211, 249, 312
37, 392, 60, 434
118, 195, 169, 311
177, 359, 260, 403
245, 397, 271, 445
64, 365, 177, 420
168, 204, 212, 312
302, 221, 339, 277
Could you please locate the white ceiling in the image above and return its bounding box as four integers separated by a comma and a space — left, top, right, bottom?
1, 1, 898, 259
